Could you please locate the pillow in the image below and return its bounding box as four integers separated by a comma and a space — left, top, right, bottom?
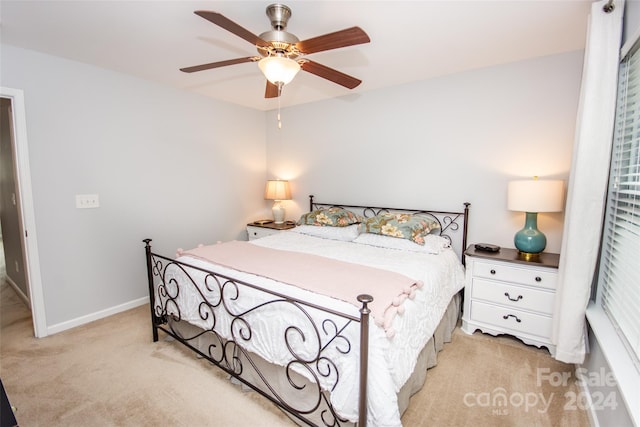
297, 207, 361, 227
291, 224, 361, 242
359, 213, 440, 245
353, 233, 451, 254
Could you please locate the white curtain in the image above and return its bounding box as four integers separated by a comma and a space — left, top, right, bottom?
552, 0, 624, 364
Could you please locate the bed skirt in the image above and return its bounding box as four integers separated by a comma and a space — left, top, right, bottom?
165, 291, 461, 425
396, 290, 461, 416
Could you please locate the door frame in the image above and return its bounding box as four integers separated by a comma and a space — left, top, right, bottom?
1, 86, 47, 338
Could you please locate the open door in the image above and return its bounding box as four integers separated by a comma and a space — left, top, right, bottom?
0, 87, 46, 338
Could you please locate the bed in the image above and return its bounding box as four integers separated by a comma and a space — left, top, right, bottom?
143, 196, 470, 426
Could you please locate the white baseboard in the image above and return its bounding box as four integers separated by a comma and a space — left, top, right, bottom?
47, 296, 149, 336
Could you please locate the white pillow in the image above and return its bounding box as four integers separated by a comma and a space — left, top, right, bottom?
291, 224, 361, 242
353, 233, 451, 254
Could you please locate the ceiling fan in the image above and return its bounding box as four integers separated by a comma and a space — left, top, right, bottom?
180, 3, 371, 98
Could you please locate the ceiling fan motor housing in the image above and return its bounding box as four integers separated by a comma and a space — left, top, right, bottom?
266, 3, 291, 30
259, 4, 299, 58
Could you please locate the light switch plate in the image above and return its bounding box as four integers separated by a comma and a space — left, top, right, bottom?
76, 194, 100, 209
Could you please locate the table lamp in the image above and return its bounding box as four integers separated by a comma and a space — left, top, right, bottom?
264, 180, 291, 224
507, 177, 564, 258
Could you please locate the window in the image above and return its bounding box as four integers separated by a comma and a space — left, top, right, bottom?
595, 36, 640, 370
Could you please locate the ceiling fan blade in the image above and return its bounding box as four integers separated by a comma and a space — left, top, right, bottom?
180, 57, 257, 73
300, 60, 362, 89
265, 81, 280, 98
194, 10, 270, 48
296, 27, 370, 55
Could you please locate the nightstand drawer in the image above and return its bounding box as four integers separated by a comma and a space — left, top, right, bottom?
246, 222, 295, 241
247, 226, 279, 240
471, 279, 555, 315
469, 300, 552, 339
473, 260, 557, 290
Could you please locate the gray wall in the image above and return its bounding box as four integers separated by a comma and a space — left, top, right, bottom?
266, 51, 584, 254
0, 45, 268, 329
583, 329, 634, 426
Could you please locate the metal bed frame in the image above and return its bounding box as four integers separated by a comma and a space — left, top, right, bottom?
143, 197, 470, 426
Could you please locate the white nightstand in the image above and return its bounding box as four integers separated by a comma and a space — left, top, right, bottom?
246, 221, 295, 240
461, 245, 559, 356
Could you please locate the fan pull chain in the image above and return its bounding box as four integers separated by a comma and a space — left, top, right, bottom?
277, 83, 283, 129
277, 103, 282, 129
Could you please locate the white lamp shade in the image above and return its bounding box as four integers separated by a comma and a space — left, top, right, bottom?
258, 56, 300, 85
264, 180, 291, 201
508, 179, 564, 213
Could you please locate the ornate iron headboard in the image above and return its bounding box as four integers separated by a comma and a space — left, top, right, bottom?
309, 195, 471, 264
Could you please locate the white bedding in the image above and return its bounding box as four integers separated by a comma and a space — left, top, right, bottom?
163, 231, 465, 426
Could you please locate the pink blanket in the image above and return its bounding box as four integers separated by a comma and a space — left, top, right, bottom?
180, 241, 423, 337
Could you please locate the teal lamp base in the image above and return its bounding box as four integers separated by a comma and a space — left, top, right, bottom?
514, 212, 546, 259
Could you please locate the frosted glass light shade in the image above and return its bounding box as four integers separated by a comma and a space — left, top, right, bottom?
507, 180, 564, 213
258, 57, 300, 85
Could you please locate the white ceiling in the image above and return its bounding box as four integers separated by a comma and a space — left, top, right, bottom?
0, 1, 592, 111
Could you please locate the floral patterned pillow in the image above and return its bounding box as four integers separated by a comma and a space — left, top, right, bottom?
297, 207, 362, 227
360, 213, 440, 245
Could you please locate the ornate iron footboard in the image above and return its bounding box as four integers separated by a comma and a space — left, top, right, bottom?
144, 239, 373, 426
143, 198, 470, 426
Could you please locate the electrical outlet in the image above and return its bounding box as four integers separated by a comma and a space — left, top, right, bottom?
75, 194, 100, 209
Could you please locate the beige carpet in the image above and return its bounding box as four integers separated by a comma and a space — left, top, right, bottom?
0, 280, 589, 427
401, 330, 590, 427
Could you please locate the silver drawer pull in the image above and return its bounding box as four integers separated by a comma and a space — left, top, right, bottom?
504, 292, 523, 302
503, 314, 522, 323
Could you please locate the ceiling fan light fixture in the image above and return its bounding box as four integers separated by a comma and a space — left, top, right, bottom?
184, 6, 370, 99
258, 56, 300, 86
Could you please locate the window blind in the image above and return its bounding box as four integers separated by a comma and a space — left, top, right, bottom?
597, 39, 640, 370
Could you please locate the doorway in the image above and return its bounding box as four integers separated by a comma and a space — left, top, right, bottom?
1, 98, 28, 303
0, 87, 46, 338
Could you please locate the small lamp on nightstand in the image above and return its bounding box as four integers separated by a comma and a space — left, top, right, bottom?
508, 177, 564, 259
264, 180, 291, 224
